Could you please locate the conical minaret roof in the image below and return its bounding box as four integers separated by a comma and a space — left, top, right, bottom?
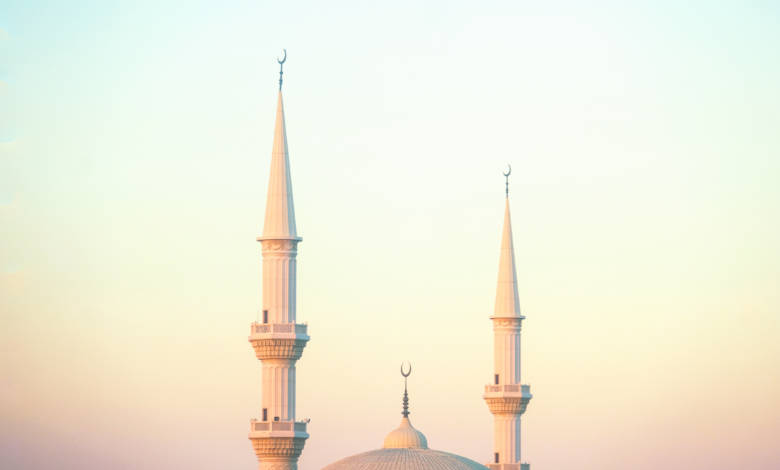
260, 91, 299, 240
493, 197, 522, 317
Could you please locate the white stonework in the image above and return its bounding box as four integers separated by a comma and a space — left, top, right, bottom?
249, 90, 309, 470
484, 197, 532, 469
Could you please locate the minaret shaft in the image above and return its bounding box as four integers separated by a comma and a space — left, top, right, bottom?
493, 326, 521, 384
262, 246, 298, 323
249, 86, 309, 470
493, 415, 522, 463
259, 460, 298, 470
261, 360, 297, 420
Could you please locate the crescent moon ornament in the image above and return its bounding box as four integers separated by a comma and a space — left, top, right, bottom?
277, 49, 287, 91
399, 361, 412, 417
400, 361, 412, 377
503, 164, 512, 197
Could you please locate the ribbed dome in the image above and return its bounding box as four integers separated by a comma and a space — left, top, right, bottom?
321, 416, 487, 470
382, 418, 428, 449
320, 448, 488, 470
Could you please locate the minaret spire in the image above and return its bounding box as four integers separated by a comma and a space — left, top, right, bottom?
495, 166, 521, 318
249, 53, 310, 470
484, 166, 532, 470
261, 55, 298, 240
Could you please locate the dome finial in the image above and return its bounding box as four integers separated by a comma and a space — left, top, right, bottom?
382, 362, 428, 449
277, 49, 287, 91
400, 361, 411, 418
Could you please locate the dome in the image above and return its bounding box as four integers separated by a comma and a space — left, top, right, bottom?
383, 417, 428, 449
321, 417, 487, 470
321, 448, 488, 470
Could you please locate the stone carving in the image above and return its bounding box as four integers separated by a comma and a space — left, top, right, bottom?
250, 338, 309, 361
493, 317, 522, 330
251, 436, 307, 460
484, 396, 530, 415
261, 239, 299, 253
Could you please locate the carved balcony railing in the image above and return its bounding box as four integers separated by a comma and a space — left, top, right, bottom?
484, 384, 531, 396
249, 419, 308, 435
486, 464, 530, 470
251, 322, 308, 335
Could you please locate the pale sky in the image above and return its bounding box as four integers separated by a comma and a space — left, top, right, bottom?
1, 2, 779, 470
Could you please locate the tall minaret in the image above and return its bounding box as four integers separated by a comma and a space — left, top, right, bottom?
249, 50, 310, 470
484, 167, 532, 470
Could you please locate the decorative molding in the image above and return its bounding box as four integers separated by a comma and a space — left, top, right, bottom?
492, 317, 523, 330
484, 396, 531, 415
261, 239, 299, 253
250, 436, 307, 461
250, 338, 309, 361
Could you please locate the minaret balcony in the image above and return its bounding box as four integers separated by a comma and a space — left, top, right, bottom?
249, 419, 309, 462
486, 463, 531, 470
249, 322, 309, 361
483, 384, 531, 398
249, 419, 309, 439
250, 322, 309, 338
483, 384, 532, 415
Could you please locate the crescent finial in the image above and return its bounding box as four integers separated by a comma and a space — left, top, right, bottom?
400, 361, 412, 418
503, 164, 512, 198
277, 49, 287, 91
400, 361, 411, 377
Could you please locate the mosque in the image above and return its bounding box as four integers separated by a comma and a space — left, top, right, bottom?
246, 54, 533, 470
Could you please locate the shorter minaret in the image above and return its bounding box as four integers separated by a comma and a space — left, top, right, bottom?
484, 166, 532, 470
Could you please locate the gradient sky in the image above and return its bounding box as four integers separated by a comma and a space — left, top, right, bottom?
2, 1, 779, 470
